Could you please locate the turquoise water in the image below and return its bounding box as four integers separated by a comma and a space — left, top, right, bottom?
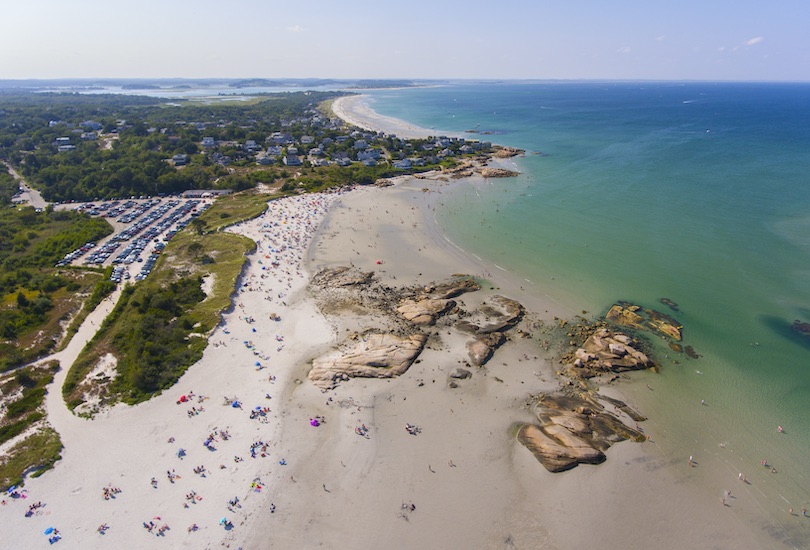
367, 82, 810, 544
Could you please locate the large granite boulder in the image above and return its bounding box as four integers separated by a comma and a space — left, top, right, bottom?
517, 424, 605, 473
309, 333, 427, 389
397, 298, 456, 325
569, 328, 652, 378
312, 266, 375, 288
466, 332, 506, 366
421, 276, 480, 300
518, 391, 646, 473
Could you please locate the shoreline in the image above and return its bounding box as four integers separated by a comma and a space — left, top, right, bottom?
331, 94, 461, 139
0, 93, 795, 549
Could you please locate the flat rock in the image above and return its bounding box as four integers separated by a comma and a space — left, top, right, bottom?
312, 266, 375, 288
421, 276, 480, 299
466, 332, 506, 366
397, 298, 456, 325
518, 391, 645, 472
309, 333, 427, 389
517, 424, 605, 473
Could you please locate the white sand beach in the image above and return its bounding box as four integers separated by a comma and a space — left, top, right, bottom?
0, 99, 787, 550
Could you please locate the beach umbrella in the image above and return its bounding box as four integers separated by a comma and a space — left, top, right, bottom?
179, 395, 187, 403
219, 517, 227, 525
44, 527, 54, 535
255, 361, 261, 366
7, 486, 16, 494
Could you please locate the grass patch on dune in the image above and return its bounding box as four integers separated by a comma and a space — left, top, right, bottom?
63, 191, 268, 411
0, 427, 63, 491
195, 189, 273, 233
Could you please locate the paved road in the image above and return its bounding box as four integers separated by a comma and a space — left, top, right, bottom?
4, 161, 48, 209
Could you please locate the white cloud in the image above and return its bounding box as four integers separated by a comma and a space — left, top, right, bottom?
617, 46, 632, 54
287, 25, 304, 33
745, 36, 764, 46
655, 35, 665, 42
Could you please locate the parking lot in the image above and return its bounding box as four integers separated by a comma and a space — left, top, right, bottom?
56, 198, 211, 283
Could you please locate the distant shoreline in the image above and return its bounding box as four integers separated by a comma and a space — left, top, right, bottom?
331, 94, 461, 140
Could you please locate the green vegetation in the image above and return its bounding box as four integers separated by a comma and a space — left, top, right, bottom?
0, 362, 58, 445
0, 91, 344, 202
193, 189, 270, 233
65, 192, 262, 409
0, 427, 63, 490
0, 361, 62, 490
0, 164, 16, 204
0, 207, 112, 371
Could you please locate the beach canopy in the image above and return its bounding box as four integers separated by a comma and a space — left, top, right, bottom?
232, 401, 241, 408
179, 395, 187, 403
44, 527, 54, 535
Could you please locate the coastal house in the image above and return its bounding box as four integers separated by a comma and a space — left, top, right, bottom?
201, 136, 216, 148
267, 146, 283, 157
393, 159, 412, 169
300, 135, 315, 144
357, 149, 381, 161
244, 139, 259, 152
283, 155, 302, 166
172, 154, 189, 166
287, 146, 299, 155
81, 132, 98, 141
335, 157, 352, 167
80, 120, 103, 131
354, 139, 368, 150
257, 156, 275, 165
459, 145, 475, 155
361, 158, 377, 167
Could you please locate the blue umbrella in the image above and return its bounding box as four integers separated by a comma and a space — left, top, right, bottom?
44, 527, 54, 535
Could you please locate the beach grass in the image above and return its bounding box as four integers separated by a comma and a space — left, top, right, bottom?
195, 190, 271, 233
63, 210, 256, 409
0, 427, 63, 490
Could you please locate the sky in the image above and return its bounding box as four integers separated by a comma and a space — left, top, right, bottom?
2, 0, 808, 81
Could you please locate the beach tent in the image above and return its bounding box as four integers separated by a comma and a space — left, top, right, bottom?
44, 527, 55, 535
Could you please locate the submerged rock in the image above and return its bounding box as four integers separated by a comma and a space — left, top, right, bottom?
606, 303, 682, 341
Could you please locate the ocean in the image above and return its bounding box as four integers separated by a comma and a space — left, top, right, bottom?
364, 81, 810, 545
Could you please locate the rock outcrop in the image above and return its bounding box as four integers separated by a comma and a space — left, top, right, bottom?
568, 328, 652, 378
606, 303, 682, 341
311, 266, 374, 288
421, 276, 481, 300
478, 167, 520, 178
518, 392, 646, 473
397, 298, 456, 325
461, 295, 524, 366
466, 332, 506, 366
309, 333, 427, 389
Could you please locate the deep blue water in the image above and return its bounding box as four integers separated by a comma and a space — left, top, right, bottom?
366, 82, 810, 544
